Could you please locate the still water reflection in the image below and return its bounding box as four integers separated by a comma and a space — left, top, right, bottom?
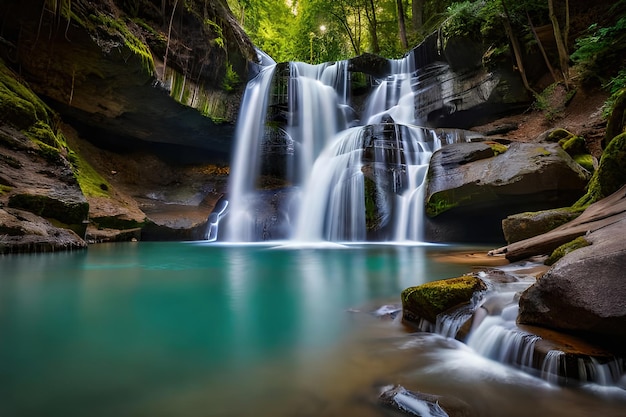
1, 242, 625, 416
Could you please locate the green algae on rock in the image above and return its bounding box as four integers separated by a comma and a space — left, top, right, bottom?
401, 275, 487, 325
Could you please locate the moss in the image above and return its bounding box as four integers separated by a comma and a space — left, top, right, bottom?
426, 193, 459, 217
604, 88, 626, 148
401, 275, 487, 324
487, 141, 508, 156
0, 184, 12, 195
573, 154, 595, 173
363, 174, 386, 231
26, 121, 60, 147
533, 147, 552, 157
560, 135, 588, 156
545, 236, 591, 266
574, 132, 626, 208
68, 150, 111, 198
547, 128, 573, 142
88, 13, 155, 75
34, 141, 63, 165
0, 60, 52, 129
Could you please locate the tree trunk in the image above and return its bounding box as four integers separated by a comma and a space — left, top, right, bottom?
412, 0, 424, 33
397, 0, 409, 49
365, 0, 380, 54
501, 0, 534, 93
548, 0, 570, 86
527, 12, 557, 83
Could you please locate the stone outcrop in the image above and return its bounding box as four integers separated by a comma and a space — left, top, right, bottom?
489, 185, 626, 262
424, 141, 591, 243
517, 194, 626, 348
0, 0, 257, 158
0, 207, 86, 254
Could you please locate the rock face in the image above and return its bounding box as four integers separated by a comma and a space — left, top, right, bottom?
0, 0, 256, 159
518, 211, 626, 347
0, 208, 86, 254
424, 142, 591, 243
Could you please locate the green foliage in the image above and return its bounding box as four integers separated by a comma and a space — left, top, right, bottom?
222, 62, 240, 92
533, 83, 576, 122
571, 17, 626, 87
205, 19, 226, 49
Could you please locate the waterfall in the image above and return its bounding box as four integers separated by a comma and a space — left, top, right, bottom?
215, 49, 466, 243
223, 64, 277, 241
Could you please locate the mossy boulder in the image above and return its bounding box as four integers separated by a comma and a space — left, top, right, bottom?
401, 275, 487, 325
574, 132, 626, 208
424, 142, 590, 243
502, 207, 584, 244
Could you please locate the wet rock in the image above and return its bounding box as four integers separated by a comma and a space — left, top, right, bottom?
0, 208, 86, 254
424, 142, 591, 243
401, 275, 487, 327
379, 385, 475, 417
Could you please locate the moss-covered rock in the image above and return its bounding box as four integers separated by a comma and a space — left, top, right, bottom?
574, 132, 626, 208
573, 154, 595, 173
560, 134, 588, 156
502, 207, 584, 244
401, 275, 487, 325
545, 236, 591, 266
603, 88, 626, 148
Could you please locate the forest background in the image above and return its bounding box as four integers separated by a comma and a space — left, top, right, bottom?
226, 0, 626, 110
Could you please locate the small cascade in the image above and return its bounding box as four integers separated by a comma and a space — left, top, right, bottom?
430, 271, 626, 387
541, 350, 565, 384
466, 307, 541, 373
364, 56, 419, 125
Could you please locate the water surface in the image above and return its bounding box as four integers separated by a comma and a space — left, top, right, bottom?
1, 242, 625, 416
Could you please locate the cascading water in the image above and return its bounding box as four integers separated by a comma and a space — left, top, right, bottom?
216, 49, 467, 243
207, 48, 626, 394
430, 267, 626, 387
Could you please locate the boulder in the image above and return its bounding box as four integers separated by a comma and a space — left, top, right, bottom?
502, 207, 583, 244
401, 275, 487, 326
424, 142, 591, 243
379, 384, 475, 417
518, 213, 626, 349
